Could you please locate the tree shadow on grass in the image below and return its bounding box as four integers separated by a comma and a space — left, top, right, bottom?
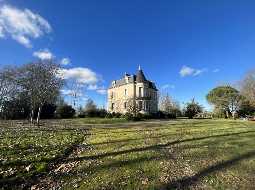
89, 133, 178, 146
89, 126, 251, 147
0, 134, 87, 189
1, 130, 255, 189
2, 130, 254, 168
57, 155, 164, 179
67, 130, 255, 163
163, 150, 255, 190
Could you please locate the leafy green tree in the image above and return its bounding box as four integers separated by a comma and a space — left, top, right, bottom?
40, 104, 57, 119
84, 99, 97, 117
206, 86, 243, 119
1, 96, 30, 119
84, 99, 97, 112
56, 104, 75, 118
184, 98, 203, 119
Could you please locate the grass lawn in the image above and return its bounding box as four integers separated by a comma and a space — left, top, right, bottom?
1, 119, 255, 189
70, 117, 129, 124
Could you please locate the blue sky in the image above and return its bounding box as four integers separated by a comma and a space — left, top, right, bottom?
1, 0, 255, 110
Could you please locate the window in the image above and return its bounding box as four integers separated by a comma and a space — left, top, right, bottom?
124, 102, 127, 109
138, 101, 143, 111
110, 92, 114, 99
111, 103, 114, 110
124, 89, 127, 96
139, 87, 143, 97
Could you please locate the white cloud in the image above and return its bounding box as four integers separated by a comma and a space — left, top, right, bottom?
59, 67, 100, 85
60, 89, 83, 97
61, 58, 70, 65
193, 69, 204, 76
0, 25, 4, 37
0, 4, 51, 47
87, 84, 107, 95
161, 84, 175, 90
180, 66, 206, 77
12, 34, 31, 47
60, 89, 73, 96
180, 66, 194, 77
213, 69, 220, 73
96, 89, 107, 95
87, 84, 98, 90
33, 49, 54, 60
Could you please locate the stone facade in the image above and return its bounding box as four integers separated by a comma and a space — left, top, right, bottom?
107, 67, 158, 114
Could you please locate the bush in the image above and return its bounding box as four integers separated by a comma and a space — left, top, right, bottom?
141, 113, 153, 119
82, 108, 108, 118
123, 113, 132, 120
114, 112, 122, 118
97, 109, 107, 117
105, 113, 113, 118
78, 113, 85, 118
149, 111, 176, 119
56, 104, 75, 119
104, 111, 177, 121
39, 104, 57, 119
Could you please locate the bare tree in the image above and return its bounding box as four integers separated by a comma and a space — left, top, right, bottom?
64, 79, 85, 109
126, 99, 139, 116
0, 67, 18, 117
240, 70, 255, 106
159, 93, 181, 117
17, 60, 63, 125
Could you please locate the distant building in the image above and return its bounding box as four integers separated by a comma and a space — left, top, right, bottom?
108, 66, 158, 114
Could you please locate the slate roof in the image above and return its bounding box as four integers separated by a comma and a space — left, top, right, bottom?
109, 69, 157, 90
136, 69, 146, 83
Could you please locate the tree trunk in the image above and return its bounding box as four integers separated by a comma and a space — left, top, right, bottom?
225, 110, 229, 118
232, 111, 236, 120
36, 106, 42, 126
30, 109, 34, 124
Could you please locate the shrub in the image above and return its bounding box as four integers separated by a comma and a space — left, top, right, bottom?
97, 109, 107, 117
123, 113, 142, 121
123, 113, 132, 120
114, 112, 122, 118
39, 103, 57, 119
105, 113, 113, 118
78, 113, 85, 118
56, 104, 75, 119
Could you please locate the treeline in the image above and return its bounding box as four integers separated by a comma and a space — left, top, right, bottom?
1, 60, 254, 122
78, 98, 179, 121
0, 59, 205, 122
159, 95, 205, 119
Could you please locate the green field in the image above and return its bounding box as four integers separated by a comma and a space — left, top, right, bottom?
1, 119, 255, 189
